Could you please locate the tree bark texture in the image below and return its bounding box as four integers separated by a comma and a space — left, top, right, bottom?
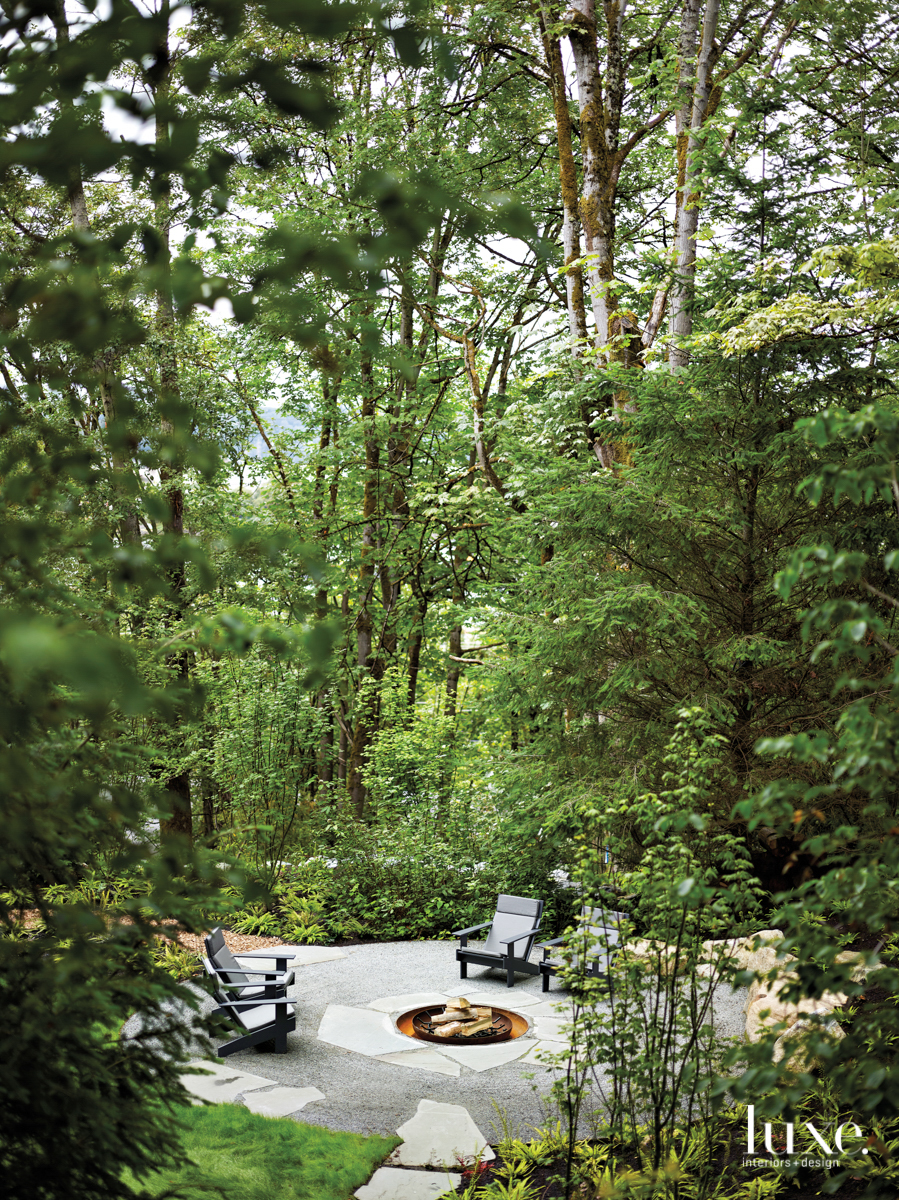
348, 351, 380, 819
154, 7, 192, 842
567, 0, 620, 346
669, 0, 721, 367
540, 8, 588, 355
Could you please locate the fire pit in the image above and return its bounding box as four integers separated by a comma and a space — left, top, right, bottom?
394, 997, 531, 1046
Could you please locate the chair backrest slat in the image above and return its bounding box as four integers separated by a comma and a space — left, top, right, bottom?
484, 895, 544, 959
583, 905, 628, 963
497, 894, 542, 919
204, 928, 252, 988
203, 955, 250, 1030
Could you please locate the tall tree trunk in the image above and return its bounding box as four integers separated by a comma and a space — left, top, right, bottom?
406, 595, 427, 718
445, 624, 463, 721
337, 593, 350, 786
539, 7, 588, 356
669, 0, 721, 367
347, 351, 380, 819
316, 692, 334, 787
567, 0, 618, 345
154, 4, 192, 842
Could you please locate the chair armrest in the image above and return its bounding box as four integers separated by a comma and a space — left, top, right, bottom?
537, 936, 565, 962
498, 924, 541, 947
216, 997, 296, 1009
235, 950, 297, 960
218, 966, 293, 979
235, 949, 297, 961
235, 955, 293, 973
211, 972, 294, 990
454, 921, 492, 948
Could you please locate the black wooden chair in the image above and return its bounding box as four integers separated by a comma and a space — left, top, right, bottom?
203, 955, 297, 1056
204, 928, 296, 1001
538, 903, 630, 993
454, 894, 544, 987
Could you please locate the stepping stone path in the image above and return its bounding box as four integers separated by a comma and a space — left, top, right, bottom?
389, 1099, 496, 1168
242, 1085, 326, 1117
178, 1060, 325, 1115
178, 982, 573, 1197
354, 1167, 462, 1200
181, 1061, 494, 1199
355, 1098, 494, 1199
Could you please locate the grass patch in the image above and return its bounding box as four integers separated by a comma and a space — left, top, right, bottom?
125, 1102, 400, 1200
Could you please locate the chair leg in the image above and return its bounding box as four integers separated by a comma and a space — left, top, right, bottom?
506, 957, 514, 987
460, 959, 467, 979
542, 969, 550, 993
274, 1008, 288, 1053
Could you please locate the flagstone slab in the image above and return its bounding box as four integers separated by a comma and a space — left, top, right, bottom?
178, 1063, 277, 1104
242, 1086, 326, 1117
236, 945, 346, 970
532, 1017, 569, 1042
366, 993, 450, 1014
354, 1166, 462, 1200
318, 1004, 415, 1057
526, 1000, 574, 1019
375, 1049, 461, 1077
436, 1038, 536, 1072
182, 1058, 238, 1078
461, 991, 542, 1009
519, 1040, 566, 1066
389, 1099, 495, 1168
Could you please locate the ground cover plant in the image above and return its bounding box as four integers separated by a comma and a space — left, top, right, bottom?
123, 1104, 400, 1200
444, 1101, 899, 1199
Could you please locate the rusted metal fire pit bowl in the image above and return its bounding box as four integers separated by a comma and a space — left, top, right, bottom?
395, 1005, 530, 1046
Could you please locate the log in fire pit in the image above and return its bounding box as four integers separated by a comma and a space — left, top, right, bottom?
395, 996, 531, 1046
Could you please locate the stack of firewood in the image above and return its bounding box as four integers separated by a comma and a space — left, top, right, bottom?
430, 996, 495, 1038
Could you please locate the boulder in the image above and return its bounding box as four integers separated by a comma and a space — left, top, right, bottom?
698, 929, 793, 978
834, 949, 874, 983
772, 1012, 845, 1074
620, 938, 690, 976
745, 971, 847, 1050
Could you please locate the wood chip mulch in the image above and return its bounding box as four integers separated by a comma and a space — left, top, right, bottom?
9, 910, 288, 956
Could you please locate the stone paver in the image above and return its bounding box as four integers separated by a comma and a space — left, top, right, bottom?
354, 1166, 461, 1200
179, 1062, 277, 1103
318, 1004, 418, 1057
366, 992, 451, 1013
436, 1038, 536, 1072
388, 1099, 495, 1168
519, 1040, 566, 1066
531, 1016, 569, 1043
375, 1049, 461, 1077
242, 1085, 326, 1117
237, 945, 346, 970
526, 1000, 573, 1018
461, 990, 542, 1009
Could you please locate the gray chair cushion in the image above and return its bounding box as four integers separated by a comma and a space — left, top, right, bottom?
497, 894, 542, 919
210, 944, 264, 995
484, 909, 540, 959
545, 906, 626, 969
232, 1002, 296, 1032
205, 929, 292, 998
